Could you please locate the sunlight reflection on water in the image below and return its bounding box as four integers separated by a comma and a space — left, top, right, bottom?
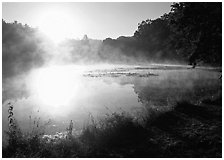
2, 64, 221, 134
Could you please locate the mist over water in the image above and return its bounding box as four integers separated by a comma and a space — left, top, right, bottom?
2, 3, 222, 157
2, 63, 221, 136
2, 21, 221, 138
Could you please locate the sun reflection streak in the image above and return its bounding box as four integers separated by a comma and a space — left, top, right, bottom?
30, 65, 83, 107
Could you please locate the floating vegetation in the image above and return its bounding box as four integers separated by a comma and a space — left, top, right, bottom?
83, 66, 159, 78
126, 72, 158, 77
83, 71, 158, 78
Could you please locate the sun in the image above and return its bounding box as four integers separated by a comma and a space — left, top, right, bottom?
37, 10, 75, 43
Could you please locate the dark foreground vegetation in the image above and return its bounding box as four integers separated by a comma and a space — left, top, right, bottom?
2, 2, 222, 158
3, 92, 221, 158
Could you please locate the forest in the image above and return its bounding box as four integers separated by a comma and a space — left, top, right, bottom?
3, 2, 222, 80
2, 2, 222, 158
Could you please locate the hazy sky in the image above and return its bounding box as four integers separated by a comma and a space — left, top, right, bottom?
3, 2, 172, 40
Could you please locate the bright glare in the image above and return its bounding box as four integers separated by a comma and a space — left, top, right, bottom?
37, 10, 75, 43
31, 66, 80, 107
29, 64, 117, 109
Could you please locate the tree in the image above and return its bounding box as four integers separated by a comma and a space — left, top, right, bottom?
169, 2, 222, 66
134, 16, 181, 61
2, 19, 45, 78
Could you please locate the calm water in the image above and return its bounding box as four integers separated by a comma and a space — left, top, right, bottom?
2, 64, 221, 135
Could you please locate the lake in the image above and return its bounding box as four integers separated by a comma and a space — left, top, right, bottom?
2, 64, 221, 137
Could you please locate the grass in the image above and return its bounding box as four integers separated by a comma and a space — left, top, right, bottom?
2, 93, 222, 158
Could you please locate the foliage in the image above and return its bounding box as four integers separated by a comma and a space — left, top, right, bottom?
3, 94, 222, 157
2, 3, 222, 70
134, 17, 176, 59
132, 2, 222, 66
168, 2, 222, 65
100, 30, 183, 63
2, 20, 45, 79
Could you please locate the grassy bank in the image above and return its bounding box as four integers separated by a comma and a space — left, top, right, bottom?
3, 94, 222, 158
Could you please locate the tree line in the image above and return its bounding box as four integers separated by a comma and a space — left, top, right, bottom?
2, 20, 46, 79
2, 2, 222, 71
102, 2, 222, 66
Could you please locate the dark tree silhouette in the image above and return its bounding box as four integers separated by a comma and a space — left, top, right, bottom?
2, 20, 45, 78
168, 2, 222, 66
134, 16, 181, 61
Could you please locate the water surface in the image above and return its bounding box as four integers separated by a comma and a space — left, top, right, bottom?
2, 64, 221, 135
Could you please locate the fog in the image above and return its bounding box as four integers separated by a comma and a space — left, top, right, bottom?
2, 21, 222, 158
2, 20, 187, 104
2, 20, 187, 81
2, 19, 221, 142
2, 2, 222, 157
3, 63, 221, 134
2, 20, 221, 119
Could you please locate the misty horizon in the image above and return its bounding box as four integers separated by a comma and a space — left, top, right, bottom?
3, 2, 172, 40
2, 2, 222, 158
